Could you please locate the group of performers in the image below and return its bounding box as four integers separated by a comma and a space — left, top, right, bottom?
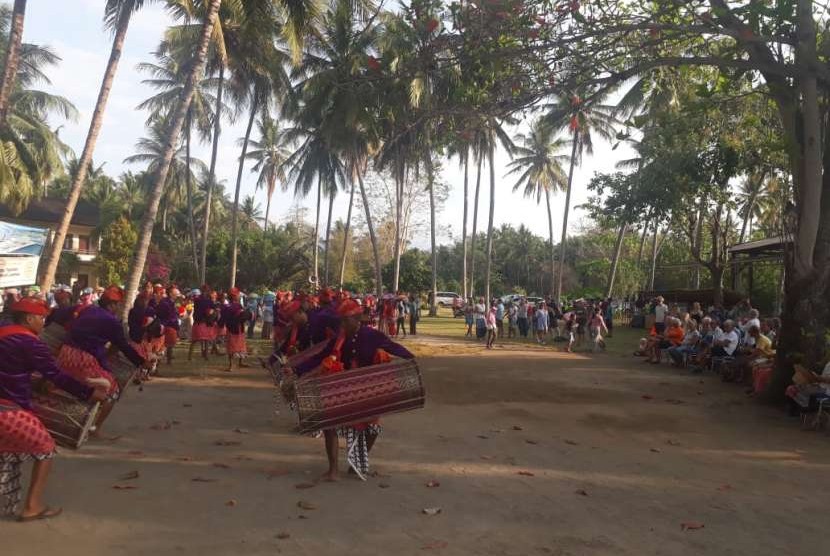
0, 282, 416, 522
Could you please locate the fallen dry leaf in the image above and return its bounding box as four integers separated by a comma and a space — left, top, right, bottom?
641, 394, 654, 400
421, 540, 449, 550
564, 439, 579, 446
225, 499, 238, 507
479, 455, 493, 460
525, 440, 539, 445
665, 399, 685, 405
490, 428, 504, 433
425, 480, 440, 488
650, 448, 661, 453
666, 440, 681, 446
182, 403, 193, 408
517, 471, 535, 477
171, 420, 181, 425
297, 500, 317, 510
512, 425, 523, 431
717, 484, 733, 492
150, 421, 172, 431
697, 391, 704, 395
422, 507, 442, 516
127, 450, 144, 456
212, 463, 231, 469
294, 482, 316, 490
378, 482, 391, 489
191, 477, 217, 483
112, 484, 138, 490
176, 456, 193, 462
214, 440, 241, 447
276, 532, 290, 540
575, 489, 589, 497
681, 521, 705, 531
476, 435, 489, 440
264, 468, 289, 479
118, 470, 140, 481
233, 428, 250, 434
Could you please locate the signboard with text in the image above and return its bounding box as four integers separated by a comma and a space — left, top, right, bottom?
0, 220, 49, 288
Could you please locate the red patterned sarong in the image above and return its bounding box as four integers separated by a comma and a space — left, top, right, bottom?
0, 400, 55, 455
226, 333, 247, 357
128, 340, 149, 360
191, 322, 216, 342
164, 327, 178, 348
57, 345, 118, 396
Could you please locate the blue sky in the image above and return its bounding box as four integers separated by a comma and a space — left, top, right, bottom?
24, 1, 634, 248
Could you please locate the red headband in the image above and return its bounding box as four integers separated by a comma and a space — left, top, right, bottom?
102, 285, 125, 303
10, 297, 50, 316
337, 299, 363, 318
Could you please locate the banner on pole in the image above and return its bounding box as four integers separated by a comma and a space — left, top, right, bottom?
0, 220, 49, 288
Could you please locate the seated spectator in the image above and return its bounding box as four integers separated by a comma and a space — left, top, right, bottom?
711, 319, 740, 359
740, 309, 761, 347
646, 317, 684, 364
668, 320, 700, 367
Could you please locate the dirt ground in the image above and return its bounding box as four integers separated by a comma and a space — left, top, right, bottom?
3, 329, 828, 556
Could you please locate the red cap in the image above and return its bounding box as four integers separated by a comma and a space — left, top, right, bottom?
102, 285, 125, 303
319, 288, 334, 303
153, 285, 165, 294
280, 300, 303, 319
11, 297, 50, 316
337, 299, 363, 318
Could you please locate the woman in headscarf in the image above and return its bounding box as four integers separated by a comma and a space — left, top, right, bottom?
219, 288, 248, 372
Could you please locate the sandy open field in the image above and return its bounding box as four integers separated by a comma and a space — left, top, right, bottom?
3, 324, 828, 556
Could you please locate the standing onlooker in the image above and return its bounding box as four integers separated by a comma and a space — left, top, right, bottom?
464, 298, 474, 337
408, 294, 419, 336
485, 304, 497, 349
507, 302, 518, 338
589, 309, 609, 352
396, 295, 409, 338
474, 297, 487, 340
565, 313, 577, 352
517, 298, 529, 338
495, 299, 505, 338
245, 293, 260, 339
603, 299, 614, 338
653, 296, 668, 334
535, 301, 549, 344
261, 292, 275, 340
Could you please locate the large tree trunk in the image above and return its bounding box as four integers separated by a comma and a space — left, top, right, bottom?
39, 2, 131, 290
0, 0, 25, 124
469, 154, 482, 297
122, 0, 221, 320
263, 176, 274, 232
606, 222, 627, 298
545, 187, 556, 297
185, 116, 200, 277
323, 189, 334, 286
392, 171, 403, 292
312, 176, 322, 288
338, 179, 355, 287
484, 142, 496, 303
357, 170, 382, 299
556, 130, 579, 301
461, 153, 469, 300
427, 154, 438, 317
200, 62, 224, 285
229, 97, 257, 288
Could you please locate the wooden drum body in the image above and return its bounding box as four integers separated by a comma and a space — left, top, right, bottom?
294, 359, 425, 435
30, 383, 100, 450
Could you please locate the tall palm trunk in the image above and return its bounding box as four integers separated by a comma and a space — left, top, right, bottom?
185, 115, 199, 277
427, 154, 438, 317
229, 98, 257, 288
461, 154, 469, 300
469, 155, 482, 297
200, 62, 224, 284
0, 0, 26, 124
122, 0, 220, 320
606, 223, 627, 298
392, 171, 403, 292
263, 177, 274, 231
357, 170, 382, 299
649, 221, 659, 290
312, 176, 322, 288
323, 190, 334, 286
484, 142, 496, 303
739, 198, 757, 244
556, 130, 579, 302
338, 179, 355, 287
545, 187, 556, 297
39, 2, 131, 290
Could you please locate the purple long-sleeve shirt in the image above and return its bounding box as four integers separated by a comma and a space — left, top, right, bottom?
294, 326, 414, 377
45, 305, 77, 328
193, 296, 216, 324
219, 302, 245, 335
156, 297, 179, 330
128, 304, 155, 343
0, 326, 93, 409
66, 305, 145, 371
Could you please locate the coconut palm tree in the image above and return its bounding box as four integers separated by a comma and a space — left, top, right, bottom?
240, 194, 262, 229
0, 0, 26, 123
122, 0, 221, 318
39, 0, 154, 291
737, 171, 769, 243
542, 89, 618, 301
247, 114, 290, 231
507, 120, 569, 297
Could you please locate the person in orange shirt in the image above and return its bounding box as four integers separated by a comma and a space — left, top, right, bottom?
647, 317, 684, 364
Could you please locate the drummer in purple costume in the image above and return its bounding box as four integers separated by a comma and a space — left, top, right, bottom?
155, 287, 180, 365
0, 297, 108, 521
286, 299, 414, 481
189, 286, 217, 361
308, 288, 340, 344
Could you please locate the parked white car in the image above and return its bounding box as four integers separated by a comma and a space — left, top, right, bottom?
433, 291, 461, 307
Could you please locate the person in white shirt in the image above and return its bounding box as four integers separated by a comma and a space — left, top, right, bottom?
653, 296, 668, 333
517, 299, 529, 338
741, 309, 761, 347
712, 320, 739, 356
535, 302, 549, 344
474, 297, 487, 340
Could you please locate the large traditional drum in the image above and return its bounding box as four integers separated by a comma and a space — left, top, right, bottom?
107, 353, 139, 393
264, 342, 329, 387
39, 322, 67, 356
294, 359, 425, 435
30, 384, 100, 450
